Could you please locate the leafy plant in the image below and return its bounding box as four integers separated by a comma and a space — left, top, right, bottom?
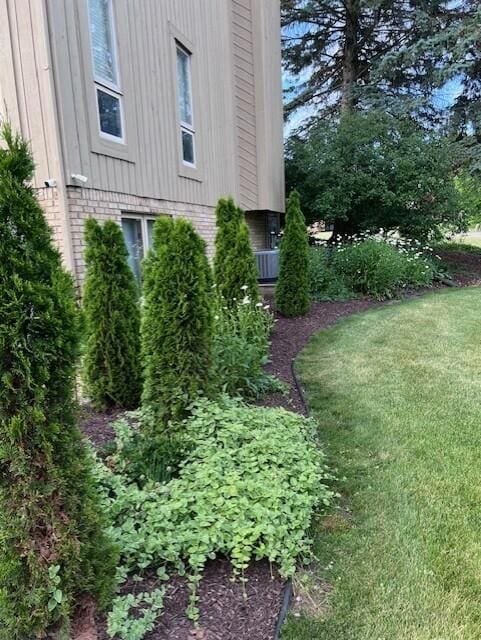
82, 218, 142, 410
107, 588, 165, 640
308, 246, 355, 301
309, 234, 439, 300
286, 112, 462, 238
276, 190, 311, 317
141, 217, 213, 426
213, 197, 260, 304
0, 124, 117, 640
96, 398, 334, 626
212, 291, 283, 399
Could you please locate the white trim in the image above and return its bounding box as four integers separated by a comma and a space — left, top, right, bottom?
96, 85, 125, 143
88, 0, 121, 91
88, 0, 125, 145
176, 43, 196, 167
120, 213, 159, 256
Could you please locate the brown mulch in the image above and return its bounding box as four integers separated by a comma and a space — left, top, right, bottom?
77, 246, 481, 640
96, 560, 283, 640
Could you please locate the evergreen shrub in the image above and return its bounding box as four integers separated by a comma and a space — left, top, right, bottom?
0, 124, 116, 639
276, 190, 310, 317
141, 217, 213, 426
82, 218, 142, 410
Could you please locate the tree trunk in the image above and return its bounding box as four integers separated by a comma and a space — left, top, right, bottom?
341, 0, 361, 114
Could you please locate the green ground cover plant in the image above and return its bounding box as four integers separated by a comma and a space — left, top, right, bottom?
95, 398, 334, 636
82, 218, 142, 410
283, 288, 481, 640
0, 124, 116, 639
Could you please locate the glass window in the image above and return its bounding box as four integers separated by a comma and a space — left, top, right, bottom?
176, 44, 196, 166
182, 130, 195, 166
97, 88, 122, 139
121, 218, 143, 281
88, 0, 118, 87
88, 0, 124, 142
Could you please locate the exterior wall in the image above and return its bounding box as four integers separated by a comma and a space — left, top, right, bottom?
46, 0, 240, 208
65, 187, 216, 283
245, 213, 266, 251
44, 0, 284, 213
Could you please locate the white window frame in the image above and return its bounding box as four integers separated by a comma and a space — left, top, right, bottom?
121, 214, 158, 258
176, 43, 196, 168
88, 0, 125, 144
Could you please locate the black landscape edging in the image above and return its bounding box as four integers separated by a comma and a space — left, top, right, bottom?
273, 579, 293, 640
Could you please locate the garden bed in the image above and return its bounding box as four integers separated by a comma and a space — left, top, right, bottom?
77, 245, 481, 640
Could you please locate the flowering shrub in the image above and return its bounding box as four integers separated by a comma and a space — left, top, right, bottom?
95, 398, 335, 633
211, 287, 283, 398
310, 233, 440, 300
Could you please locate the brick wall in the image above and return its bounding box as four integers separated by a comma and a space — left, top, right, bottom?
36, 186, 271, 285
36, 186, 67, 257
66, 187, 218, 283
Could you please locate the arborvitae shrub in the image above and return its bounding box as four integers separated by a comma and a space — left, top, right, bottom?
141, 217, 213, 426
276, 190, 310, 317
82, 218, 142, 410
214, 197, 260, 303
0, 124, 116, 639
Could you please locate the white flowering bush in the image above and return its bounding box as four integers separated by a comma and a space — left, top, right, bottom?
211, 286, 284, 398
310, 232, 440, 300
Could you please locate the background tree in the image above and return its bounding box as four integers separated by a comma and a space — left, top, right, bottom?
141, 217, 213, 425
0, 124, 116, 639
286, 111, 462, 238
214, 197, 259, 303
276, 190, 310, 317
282, 0, 464, 122
82, 219, 142, 410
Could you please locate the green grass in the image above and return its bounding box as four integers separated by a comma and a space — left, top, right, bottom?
437, 239, 481, 253
283, 289, 481, 640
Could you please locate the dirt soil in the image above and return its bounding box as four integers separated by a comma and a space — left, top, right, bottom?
78, 247, 481, 640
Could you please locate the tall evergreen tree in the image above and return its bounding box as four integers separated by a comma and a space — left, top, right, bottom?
141, 217, 213, 425
276, 190, 310, 317
282, 0, 466, 122
82, 218, 142, 410
0, 124, 116, 639
213, 197, 260, 304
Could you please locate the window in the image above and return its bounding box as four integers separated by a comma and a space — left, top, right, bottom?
176, 44, 196, 166
88, 0, 124, 142
121, 215, 168, 280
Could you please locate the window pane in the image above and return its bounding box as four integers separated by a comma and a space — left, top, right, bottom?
182, 129, 195, 165
88, 0, 118, 86
177, 47, 193, 126
121, 218, 143, 281
97, 89, 122, 138
147, 219, 155, 250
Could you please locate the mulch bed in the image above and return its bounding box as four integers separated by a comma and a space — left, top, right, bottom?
96, 561, 283, 640
78, 246, 481, 640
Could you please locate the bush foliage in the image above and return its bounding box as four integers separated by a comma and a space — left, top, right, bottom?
141, 217, 213, 425
276, 190, 310, 317
286, 111, 462, 238
0, 124, 116, 639
96, 398, 334, 628
309, 234, 439, 301
82, 218, 142, 410
212, 295, 282, 398
214, 197, 259, 304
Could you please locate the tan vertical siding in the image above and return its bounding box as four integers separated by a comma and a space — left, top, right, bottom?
0, 0, 61, 187
231, 0, 259, 210
47, 0, 240, 208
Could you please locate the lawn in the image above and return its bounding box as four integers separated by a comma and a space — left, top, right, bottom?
283, 288, 481, 640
